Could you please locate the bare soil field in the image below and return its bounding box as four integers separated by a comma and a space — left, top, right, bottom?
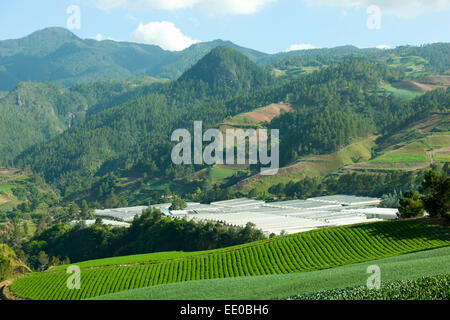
224, 103, 292, 126
392, 75, 450, 92
241, 103, 292, 123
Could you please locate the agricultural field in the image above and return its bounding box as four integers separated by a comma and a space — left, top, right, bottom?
0, 168, 57, 211
237, 136, 376, 194
288, 274, 450, 300
381, 82, 423, 99
370, 151, 428, 164
369, 132, 450, 167
435, 154, 450, 162
8, 220, 449, 300
209, 166, 250, 183
93, 246, 450, 300
221, 103, 292, 128
384, 55, 429, 77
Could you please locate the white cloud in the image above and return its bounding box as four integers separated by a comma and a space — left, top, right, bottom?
130, 21, 200, 51
91, 33, 117, 41
94, 0, 277, 15
285, 44, 317, 52
376, 44, 392, 49
306, 0, 450, 19
93, 33, 104, 41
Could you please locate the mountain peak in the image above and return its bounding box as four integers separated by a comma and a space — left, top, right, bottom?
0, 27, 80, 59
27, 27, 79, 40
178, 46, 273, 93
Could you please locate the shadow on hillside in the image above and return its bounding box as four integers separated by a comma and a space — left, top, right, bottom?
344, 219, 449, 242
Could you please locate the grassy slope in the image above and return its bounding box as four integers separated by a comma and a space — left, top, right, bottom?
381, 83, 423, 99
237, 136, 376, 194
342, 113, 450, 173
92, 246, 450, 300
8, 220, 449, 300
0, 244, 31, 281
370, 132, 450, 164
0, 168, 56, 210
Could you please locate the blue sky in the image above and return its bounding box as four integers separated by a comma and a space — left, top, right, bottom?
0, 0, 449, 53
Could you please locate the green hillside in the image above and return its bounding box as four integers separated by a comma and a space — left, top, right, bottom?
0, 244, 30, 281
12, 46, 275, 193
263, 43, 450, 79
237, 136, 377, 194
0, 78, 167, 164
8, 220, 449, 300
93, 246, 450, 300
0, 82, 88, 163
0, 167, 58, 211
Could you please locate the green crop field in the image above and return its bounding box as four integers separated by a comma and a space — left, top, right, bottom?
8, 220, 449, 300
0, 185, 13, 192
210, 167, 246, 182
94, 246, 450, 300
382, 84, 423, 99
50, 250, 218, 271
426, 133, 450, 149
240, 136, 376, 194
370, 151, 428, 163
288, 273, 450, 300
435, 154, 450, 162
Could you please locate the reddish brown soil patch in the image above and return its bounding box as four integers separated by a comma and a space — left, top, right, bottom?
392, 77, 449, 92
434, 146, 450, 155
419, 75, 450, 86
240, 103, 292, 123
0, 195, 10, 204
415, 113, 449, 132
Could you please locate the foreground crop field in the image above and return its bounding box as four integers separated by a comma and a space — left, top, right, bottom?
9, 220, 449, 300
288, 274, 450, 300
94, 246, 450, 300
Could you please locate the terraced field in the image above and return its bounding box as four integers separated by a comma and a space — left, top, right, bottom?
8, 220, 449, 300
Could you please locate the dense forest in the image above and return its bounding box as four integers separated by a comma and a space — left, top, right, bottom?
267, 171, 424, 200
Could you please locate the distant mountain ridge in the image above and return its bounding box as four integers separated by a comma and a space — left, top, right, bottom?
1, 27, 449, 91
0, 27, 267, 91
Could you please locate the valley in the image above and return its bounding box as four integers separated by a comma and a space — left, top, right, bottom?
0, 27, 448, 302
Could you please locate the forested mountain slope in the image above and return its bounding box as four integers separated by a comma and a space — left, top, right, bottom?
13, 47, 273, 191
0, 78, 167, 164
14, 47, 449, 203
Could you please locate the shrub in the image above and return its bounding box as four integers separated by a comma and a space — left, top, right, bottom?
398, 190, 424, 218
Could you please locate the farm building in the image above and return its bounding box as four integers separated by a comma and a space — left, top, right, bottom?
94, 195, 398, 235
69, 219, 131, 228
